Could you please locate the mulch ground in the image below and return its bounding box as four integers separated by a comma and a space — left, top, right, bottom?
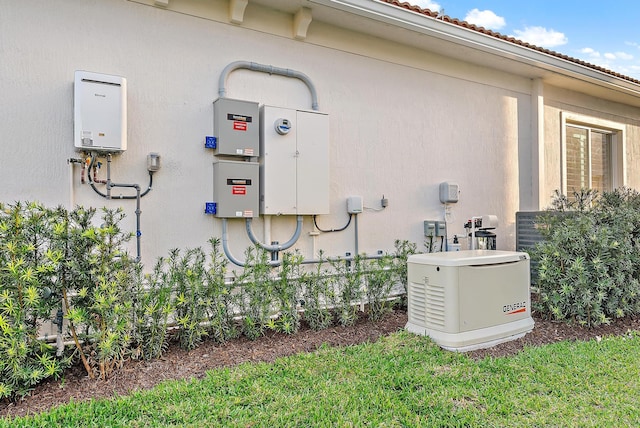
2, 308, 639, 419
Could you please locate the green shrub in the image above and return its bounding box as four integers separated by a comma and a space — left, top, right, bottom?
301, 251, 335, 331
0, 202, 70, 399
234, 246, 273, 340
269, 251, 303, 334
63, 208, 135, 379
532, 188, 640, 326
169, 247, 209, 351
203, 238, 238, 343
132, 258, 173, 360
364, 255, 396, 321
391, 239, 417, 308
331, 255, 364, 327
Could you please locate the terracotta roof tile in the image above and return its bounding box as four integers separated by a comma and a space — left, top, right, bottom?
381, 0, 640, 85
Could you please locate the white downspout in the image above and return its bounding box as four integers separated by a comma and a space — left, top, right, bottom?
532, 78, 545, 210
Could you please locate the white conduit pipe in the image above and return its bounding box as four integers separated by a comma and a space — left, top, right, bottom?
68, 160, 75, 209
246, 216, 303, 252
263, 215, 272, 248
218, 61, 320, 111
222, 218, 293, 267
222, 218, 248, 267
222, 216, 383, 267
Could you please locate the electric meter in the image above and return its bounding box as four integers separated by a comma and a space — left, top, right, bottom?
274, 118, 291, 135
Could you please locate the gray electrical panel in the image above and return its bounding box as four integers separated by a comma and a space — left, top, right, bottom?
213, 160, 259, 218
213, 98, 259, 157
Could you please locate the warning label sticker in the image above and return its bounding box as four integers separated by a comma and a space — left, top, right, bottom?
232, 186, 246, 195
233, 121, 248, 131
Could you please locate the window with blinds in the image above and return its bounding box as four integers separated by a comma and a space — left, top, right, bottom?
565, 125, 612, 195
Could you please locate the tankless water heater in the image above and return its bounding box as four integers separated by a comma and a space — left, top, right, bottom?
74, 71, 127, 152
406, 250, 534, 352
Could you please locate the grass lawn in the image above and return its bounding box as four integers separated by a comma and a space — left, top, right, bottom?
2, 330, 639, 427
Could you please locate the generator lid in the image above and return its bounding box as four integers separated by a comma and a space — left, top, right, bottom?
408, 250, 529, 267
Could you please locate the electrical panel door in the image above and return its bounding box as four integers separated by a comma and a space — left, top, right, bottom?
260, 106, 297, 214
260, 106, 329, 215
296, 110, 329, 215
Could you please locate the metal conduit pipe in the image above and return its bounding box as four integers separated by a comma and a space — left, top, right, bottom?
218, 61, 320, 111
245, 215, 303, 252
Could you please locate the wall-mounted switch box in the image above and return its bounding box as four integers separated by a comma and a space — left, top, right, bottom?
439, 181, 459, 204
213, 160, 259, 218
347, 196, 363, 214
435, 221, 447, 237
213, 98, 259, 157
424, 220, 436, 237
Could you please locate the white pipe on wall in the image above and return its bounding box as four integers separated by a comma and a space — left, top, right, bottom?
68, 160, 75, 209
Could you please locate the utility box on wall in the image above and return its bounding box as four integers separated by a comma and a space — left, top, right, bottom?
74, 71, 127, 152
213, 98, 259, 157
213, 160, 259, 218
260, 106, 329, 215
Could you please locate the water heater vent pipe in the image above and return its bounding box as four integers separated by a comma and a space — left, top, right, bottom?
218, 61, 319, 110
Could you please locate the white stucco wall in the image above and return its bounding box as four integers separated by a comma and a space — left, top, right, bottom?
0, 0, 564, 265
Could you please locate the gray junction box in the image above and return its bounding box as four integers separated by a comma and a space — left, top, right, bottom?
213, 160, 259, 218
213, 98, 259, 157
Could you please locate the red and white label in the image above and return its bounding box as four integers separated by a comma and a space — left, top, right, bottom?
232, 186, 246, 195
233, 121, 248, 131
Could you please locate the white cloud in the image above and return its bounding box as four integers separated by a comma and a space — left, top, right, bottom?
410, 0, 441, 11
512, 26, 568, 48
580, 47, 600, 58
615, 51, 633, 60
602, 51, 633, 60
464, 9, 506, 30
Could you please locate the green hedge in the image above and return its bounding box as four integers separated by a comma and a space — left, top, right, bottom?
531, 188, 640, 326
0, 201, 416, 399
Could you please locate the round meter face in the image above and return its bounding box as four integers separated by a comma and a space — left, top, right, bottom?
274, 118, 291, 135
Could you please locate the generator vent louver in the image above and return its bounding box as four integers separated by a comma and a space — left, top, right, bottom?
408, 281, 426, 326
425, 281, 445, 328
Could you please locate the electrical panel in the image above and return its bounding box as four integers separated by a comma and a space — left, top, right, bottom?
260, 106, 329, 215
212, 98, 259, 157
74, 71, 127, 152
439, 181, 459, 203
212, 160, 259, 218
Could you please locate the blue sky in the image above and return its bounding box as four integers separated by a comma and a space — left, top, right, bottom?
410, 0, 640, 80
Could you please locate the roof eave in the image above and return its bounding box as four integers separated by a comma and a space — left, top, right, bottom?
310, 0, 640, 100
